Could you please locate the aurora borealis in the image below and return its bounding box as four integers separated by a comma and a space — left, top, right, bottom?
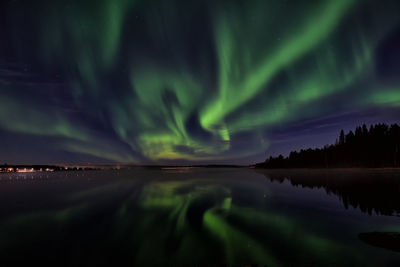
1, 0, 400, 164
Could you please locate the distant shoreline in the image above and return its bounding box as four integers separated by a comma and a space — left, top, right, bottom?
2, 164, 400, 174
0, 164, 247, 173
254, 167, 400, 172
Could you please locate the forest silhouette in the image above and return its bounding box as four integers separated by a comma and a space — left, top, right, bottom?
257, 123, 400, 168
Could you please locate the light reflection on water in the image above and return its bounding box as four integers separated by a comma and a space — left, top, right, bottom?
0, 168, 399, 266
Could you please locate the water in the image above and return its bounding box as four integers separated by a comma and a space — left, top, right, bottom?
0, 168, 399, 266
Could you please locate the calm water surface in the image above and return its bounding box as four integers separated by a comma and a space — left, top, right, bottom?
0, 168, 399, 266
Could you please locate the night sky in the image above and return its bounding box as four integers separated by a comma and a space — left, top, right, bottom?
1, 0, 400, 164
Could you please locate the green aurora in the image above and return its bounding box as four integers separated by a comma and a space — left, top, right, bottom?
1, 0, 400, 163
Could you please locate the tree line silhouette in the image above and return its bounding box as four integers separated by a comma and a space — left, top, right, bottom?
256, 123, 400, 168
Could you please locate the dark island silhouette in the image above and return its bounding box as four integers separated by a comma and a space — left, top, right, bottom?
256, 123, 400, 168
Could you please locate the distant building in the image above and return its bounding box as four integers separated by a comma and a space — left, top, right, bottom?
16, 168, 35, 173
